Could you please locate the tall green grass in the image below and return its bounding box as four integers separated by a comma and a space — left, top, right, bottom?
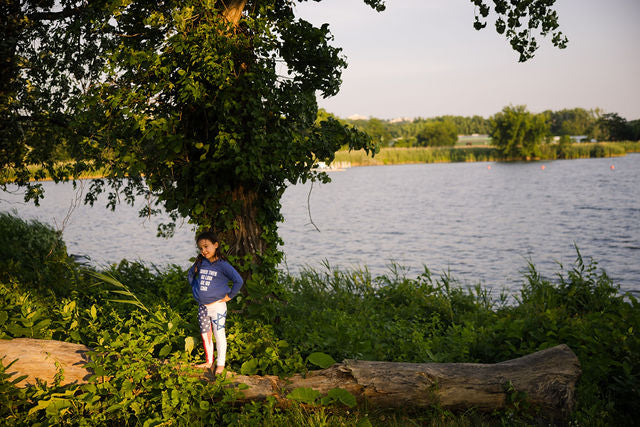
335, 141, 639, 166
334, 147, 501, 165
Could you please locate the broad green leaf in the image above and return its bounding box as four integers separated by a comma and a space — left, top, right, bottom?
240, 358, 259, 375
327, 388, 357, 408
307, 352, 336, 368
184, 336, 195, 354
33, 319, 52, 331
159, 344, 172, 357
64, 301, 76, 313
28, 398, 51, 416
286, 387, 321, 404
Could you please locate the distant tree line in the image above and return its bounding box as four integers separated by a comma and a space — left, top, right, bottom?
326, 108, 640, 149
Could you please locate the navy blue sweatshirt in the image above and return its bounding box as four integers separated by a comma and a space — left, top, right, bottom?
188, 258, 243, 305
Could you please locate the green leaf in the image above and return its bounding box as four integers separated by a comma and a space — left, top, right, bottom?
90, 305, 97, 321
199, 400, 210, 410
10, 374, 28, 385
327, 388, 356, 408
240, 358, 259, 375
307, 352, 336, 368
28, 398, 51, 416
64, 301, 76, 314
159, 344, 172, 357
356, 418, 373, 427
0, 311, 7, 326
33, 319, 52, 331
286, 387, 321, 404
184, 336, 195, 354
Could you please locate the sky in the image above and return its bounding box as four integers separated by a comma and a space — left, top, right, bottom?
293, 0, 640, 121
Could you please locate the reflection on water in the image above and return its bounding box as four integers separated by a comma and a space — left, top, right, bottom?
2, 154, 639, 295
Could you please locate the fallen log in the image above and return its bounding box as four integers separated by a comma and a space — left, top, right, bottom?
0, 338, 580, 417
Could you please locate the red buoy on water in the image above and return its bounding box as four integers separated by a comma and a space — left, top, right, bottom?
487, 165, 491, 170
541, 165, 546, 170
610, 165, 615, 170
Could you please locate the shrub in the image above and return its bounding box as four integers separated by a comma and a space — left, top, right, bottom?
0, 212, 74, 297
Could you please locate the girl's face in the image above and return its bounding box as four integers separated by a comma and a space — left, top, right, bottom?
197, 238, 219, 262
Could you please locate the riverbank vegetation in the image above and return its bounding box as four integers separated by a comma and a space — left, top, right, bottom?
337, 107, 640, 149
1, 213, 638, 425
334, 141, 640, 166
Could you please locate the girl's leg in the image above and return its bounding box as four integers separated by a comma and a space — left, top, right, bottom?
208, 302, 227, 372
198, 305, 214, 366
200, 331, 214, 365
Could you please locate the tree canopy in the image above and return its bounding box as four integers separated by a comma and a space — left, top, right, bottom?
415, 121, 458, 147
1, 0, 568, 296
490, 105, 549, 159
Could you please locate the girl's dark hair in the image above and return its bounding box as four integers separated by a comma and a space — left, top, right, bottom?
196, 230, 219, 245
193, 230, 224, 274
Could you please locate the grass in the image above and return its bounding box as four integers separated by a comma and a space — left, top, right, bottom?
335, 141, 640, 166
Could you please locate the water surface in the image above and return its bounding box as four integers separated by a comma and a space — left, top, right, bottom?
2, 154, 638, 295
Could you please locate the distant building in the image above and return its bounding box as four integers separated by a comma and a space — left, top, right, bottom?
388, 117, 413, 123
347, 114, 368, 121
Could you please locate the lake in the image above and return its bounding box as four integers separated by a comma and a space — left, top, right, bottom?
2, 154, 639, 295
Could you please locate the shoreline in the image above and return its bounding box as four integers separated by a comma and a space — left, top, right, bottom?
334, 141, 640, 167
6, 141, 640, 182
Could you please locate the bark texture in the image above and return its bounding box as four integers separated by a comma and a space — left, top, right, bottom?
0, 339, 580, 417
221, 0, 248, 25
216, 186, 266, 260
0, 338, 92, 387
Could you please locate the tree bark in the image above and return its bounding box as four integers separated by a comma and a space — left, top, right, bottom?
221, 0, 248, 25
212, 186, 267, 288
215, 186, 266, 261
0, 339, 580, 417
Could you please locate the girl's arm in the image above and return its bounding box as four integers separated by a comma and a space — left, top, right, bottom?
224, 262, 244, 299
187, 264, 196, 287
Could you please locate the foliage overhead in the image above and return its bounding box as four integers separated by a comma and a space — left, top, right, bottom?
470, 0, 568, 62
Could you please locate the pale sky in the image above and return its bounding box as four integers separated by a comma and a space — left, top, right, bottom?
293, 0, 640, 121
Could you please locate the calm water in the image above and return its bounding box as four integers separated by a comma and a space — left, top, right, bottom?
2, 154, 639, 295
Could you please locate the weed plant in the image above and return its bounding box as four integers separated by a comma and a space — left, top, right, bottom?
0, 214, 638, 425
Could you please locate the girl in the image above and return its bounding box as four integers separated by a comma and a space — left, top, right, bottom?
188, 231, 243, 374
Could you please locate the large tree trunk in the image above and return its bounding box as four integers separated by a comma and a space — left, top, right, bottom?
1, 339, 580, 417
216, 186, 266, 261
213, 186, 266, 287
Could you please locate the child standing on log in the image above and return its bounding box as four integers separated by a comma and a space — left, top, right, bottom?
188, 231, 243, 375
